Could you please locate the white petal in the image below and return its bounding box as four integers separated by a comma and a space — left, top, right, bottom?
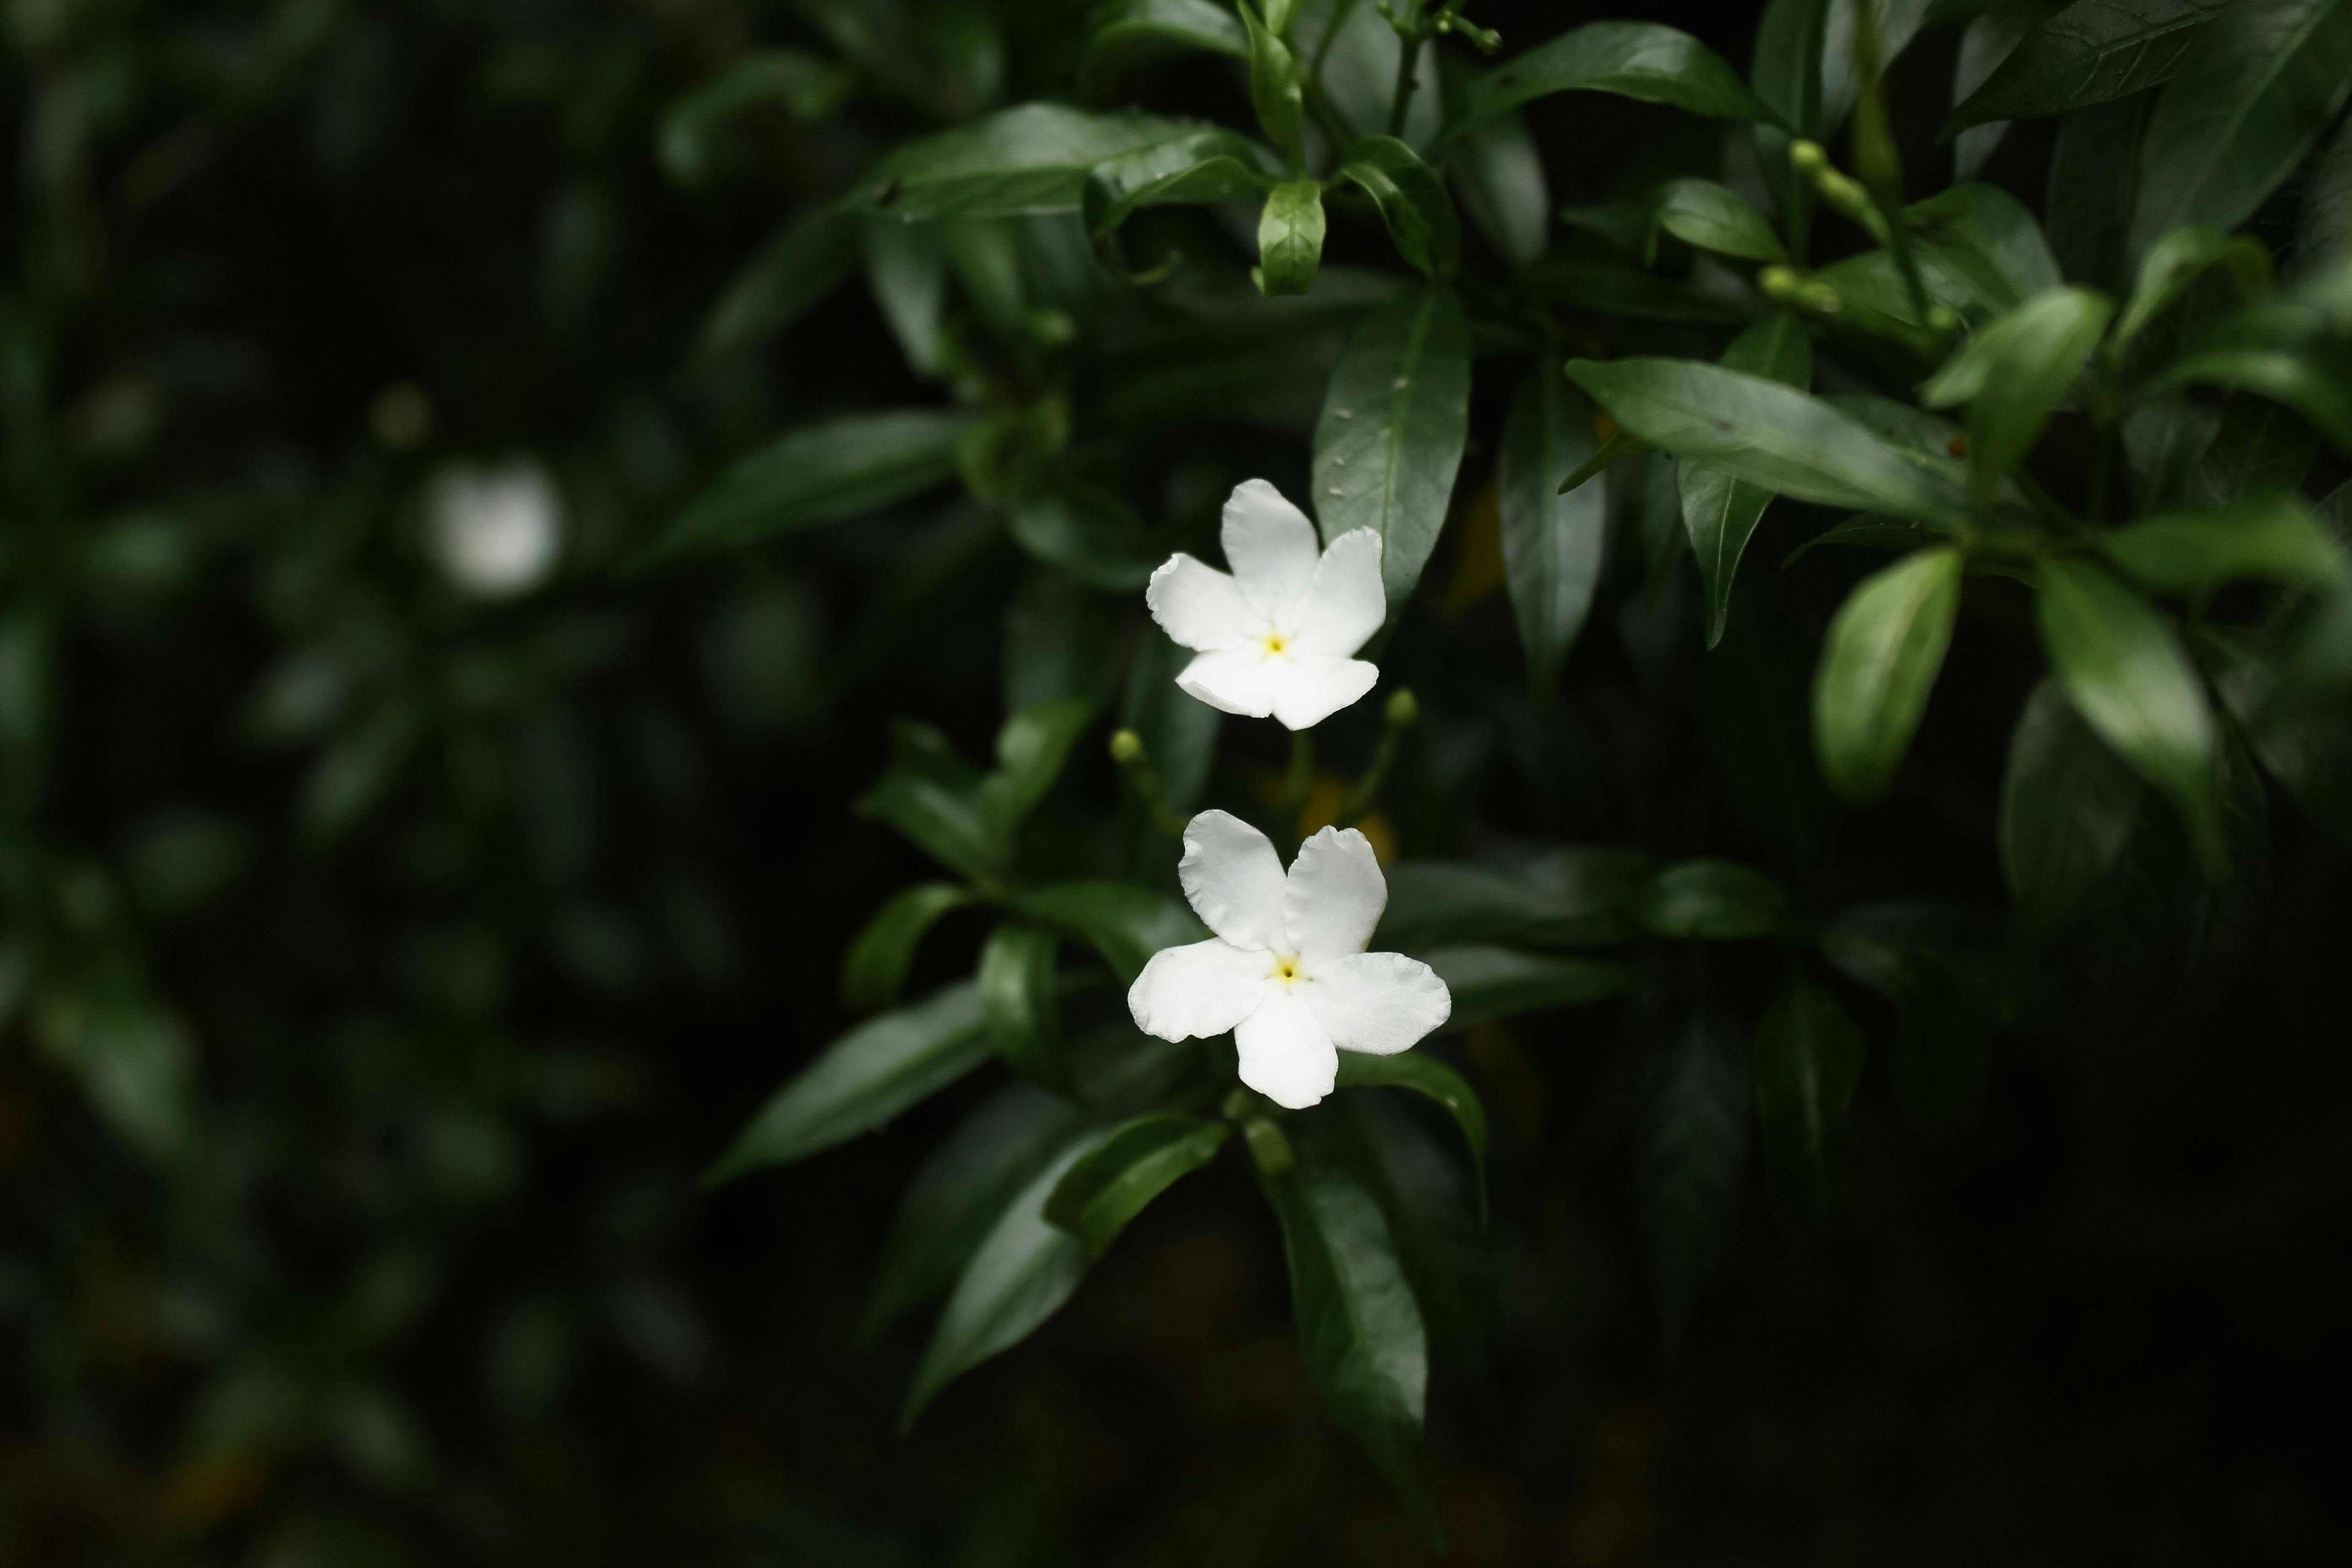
1128, 938, 1273, 1041
1285, 824, 1387, 963
1178, 809, 1291, 950
1304, 951, 1451, 1055
1176, 648, 1278, 718
1234, 991, 1337, 1109
1291, 527, 1384, 657
1146, 554, 1262, 652
1266, 656, 1379, 731
1222, 479, 1321, 622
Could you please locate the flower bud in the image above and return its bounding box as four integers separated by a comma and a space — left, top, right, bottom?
1384, 688, 1419, 727
1788, 139, 1827, 178
1109, 728, 1146, 765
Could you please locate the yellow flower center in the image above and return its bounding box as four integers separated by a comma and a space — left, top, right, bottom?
1269, 954, 1306, 987
1260, 631, 1289, 656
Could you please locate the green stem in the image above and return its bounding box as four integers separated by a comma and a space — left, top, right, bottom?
1335, 688, 1418, 827
1385, 19, 1421, 138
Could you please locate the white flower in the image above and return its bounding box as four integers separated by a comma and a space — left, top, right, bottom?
1146, 479, 1384, 731
426, 458, 563, 598
1128, 810, 1451, 1109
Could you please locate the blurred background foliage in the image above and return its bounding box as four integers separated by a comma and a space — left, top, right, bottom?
2, 0, 2349, 1563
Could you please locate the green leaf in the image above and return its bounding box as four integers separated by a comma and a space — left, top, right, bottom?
33, 996, 197, 1163
1700, 617, 1841, 872
980, 698, 1094, 843
1751, 965, 1869, 1212
1636, 860, 1801, 940
1120, 626, 1221, 815
1566, 358, 1969, 528
1649, 179, 1787, 263
697, 210, 858, 358
1240, 2, 1305, 168
864, 1085, 1091, 1336
1332, 1052, 1490, 1224
1376, 851, 1656, 951
1008, 881, 1207, 981
2112, 225, 2274, 354
1903, 183, 2065, 320
1261, 1152, 1436, 1538
1923, 287, 2114, 501
1821, 0, 1937, 132
1313, 286, 1473, 607
1254, 178, 1326, 296
1045, 1111, 1231, 1259
1499, 368, 1604, 700
1080, 0, 1248, 90
2047, 92, 2155, 290
2124, 0, 2352, 262
851, 104, 1204, 219
1420, 946, 1637, 1027
2101, 494, 2347, 595
1555, 426, 1650, 496
2035, 555, 2224, 871
2181, 394, 2317, 506
706, 981, 993, 1186
842, 882, 976, 1014
2301, 113, 2352, 270
1637, 1010, 1748, 1349
1812, 547, 1965, 803
1006, 482, 1162, 590
864, 219, 949, 375
1446, 110, 1549, 268
901, 1137, 1094, 1428
638, 411, 976, 567
857, 721, 1001, 882
658, 50, 853, 186
2153, 334, 2352, 455
2000, 676, 2147, 940
1951, 3, 2037, 179
978, 924, 1073, 1092
1683, 312, 1812, 650
1442, 22, 1778, 144
1336, 137, 1461, 279
1945, 0, 2229, 132
1082, 128, 1278, 275
1752, 0, 1831, 138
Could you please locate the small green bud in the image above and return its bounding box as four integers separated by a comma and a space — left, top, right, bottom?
1926, 304, 1961, 334
1789, 139, 1827, 177
1109, 728, 1146, 765
1385, 687, 1419, 727
1242, 1116, 1295, 1177
1759, 264, 1801, 302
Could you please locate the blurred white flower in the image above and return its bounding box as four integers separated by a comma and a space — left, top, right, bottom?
426, 458, 562, 598
1146, 479, 1383, 731
1128, 810, 1450, 1109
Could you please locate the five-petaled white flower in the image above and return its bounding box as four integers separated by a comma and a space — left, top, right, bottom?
1147, 479, 1384, 731
1128, 810, 1451, 1109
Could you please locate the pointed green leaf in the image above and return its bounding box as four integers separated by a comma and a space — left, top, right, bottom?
1045, 1111, 1231, 1259
1240, 2, 1305, 168
697, 210, 858, 358
1376, 851, 1656, 951
1945, 0, 2229, 132
1555, 426, 1651, 496
1650, 178, 1787, 263
1920, 287, 2114, 498
2000, 676, 2147, 941
1443, 22, 1778, 144
981, 698, 1093, 842
1080, 0, 1248, 90
1903, 183, 2065, 319
1082, 129, 1278, 274
978, 924, 1073, 1092
856, 721, 1001, 881
901, 1137, 1094, 1427
1419, 946, 1637, 1027
1336, 137, 1461, 279
1635, 861, 1801, 940
706, 981, 992, 1185
851, 105, 1204, 219
1007, 482, 1162, 590
1500, 368, 1604, 699
2125, 0, 2352, 261
2101, 494, 2347, 595
2113, 225, 2274, 353
2048, 92, 2155, 290
636, 411, 976, 567
842, 882, 976, 1014
1566, 358, 1970, 528
659, 51, 852, 186
1261, 1152, 1436, 1539
1446, 110, 1549, 268
1313, 286, 1472, 607
1752, 965, 1868, 1212
2035, 555, 2224, 870
1332, 1052, 1490, 1224
1683, 312, 1812, 650
1255, 178, 1326, 296
1813, 547, 1965, 803
1009, 881, 1207, 981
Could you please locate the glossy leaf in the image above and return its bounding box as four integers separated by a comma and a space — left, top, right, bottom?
1945, 0, 2228, 132
1922, 287, 2114, 499
1443, 23, 1777, 142
1683, 312, 1812, 650
2121, 397, 2224, 511
1555, 427, 1651, 496
638, 411, 976, 566
1007, 483, 1162, 590
1332, 1051, 1490, 1223
1567, 358, 1969, 529
1240, 2, 1305, 168
864, 1086, 1090, 1336
1046, 1112, 1230, 1259
850, 105, 1202, 219
1080, 0, 1248, 88
1376, 851, 1655, 951
2101, 494, 2347, 595
2000, 677, 2146, 940
1446, 110, 1548, 267
2047, 92, 2155, 290
1313, 286, 1473, 607
2035, 556, 2223, 870
979, 924, 1072, 1092
1751, 966, 1869, 1211
2112, 225, 2273, 353
698, 210, 858, 358
1009, 881, 1207, 981
2124, 0, 2352, 260
1820, 0, 1937, 133
1752, 0, 1832, 138
1255, 178, 1326, 296
1262, 1152, 1436, 1536
857, 721, 1000, 882
1904, 183, 2065, 320
1420, 946, 1636, 1028
1635, 861, 1801, 940
1638, 1010, 1748, 1349
1082, 129, 1278, 271
1499, 368, 1604, 699
1813, 547, 1965, 803
864, 219, 949, 374
981, 699, 1095, 843
2154, 337, 2352, 455
1951, 3, 2037, 179
842, 882, 975, 1014
1649, 179, 1787, 263
1336, 137, 1461, 279
901, 1139, 1093, 1427
706, 982, 993, 1185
